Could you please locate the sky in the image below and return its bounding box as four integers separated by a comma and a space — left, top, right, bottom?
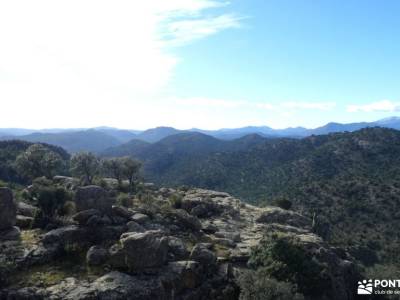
1, 0, 400, 130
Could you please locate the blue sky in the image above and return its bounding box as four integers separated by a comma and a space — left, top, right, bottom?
1, 0, 400, 129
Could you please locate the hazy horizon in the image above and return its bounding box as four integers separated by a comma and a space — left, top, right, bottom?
0, 115, 399, 132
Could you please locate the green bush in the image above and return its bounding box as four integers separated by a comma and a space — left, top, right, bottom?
239, 269, 304, 300
273, 197, 293, 210
248, 232, 331, 297
168, 193, 183, 209
29, 178, 72, 228
116, 193, 133, 207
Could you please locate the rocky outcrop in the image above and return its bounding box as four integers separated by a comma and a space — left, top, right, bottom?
1, 187, 360, 300
256, 206, 311, 229
45, 271, 165, 300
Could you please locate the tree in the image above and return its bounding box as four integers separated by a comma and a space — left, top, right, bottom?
70, 152, 100, 185
15, 144, 65, 180
121, 157, 142, 192
102, 158, 124, 185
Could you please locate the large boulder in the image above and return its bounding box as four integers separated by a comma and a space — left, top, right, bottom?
110, 230, 168, 271
75, 186, 114, 213
0, 187, 16, 230
42, 225, 90, 249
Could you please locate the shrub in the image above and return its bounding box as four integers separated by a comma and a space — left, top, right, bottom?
273, 197, 293, 210
169, 193, 183, 209
248, 232, 331, 297
29, 178, 72, 228
59, 201, 76, 216
116, 193, 133, 208
239, 269, 304, 300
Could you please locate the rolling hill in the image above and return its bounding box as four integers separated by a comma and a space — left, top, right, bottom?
3, 117, 400, 148
0, 130, 122, 153
105, 127, 400, 267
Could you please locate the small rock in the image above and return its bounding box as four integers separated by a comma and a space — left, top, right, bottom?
112, 205, 133, 219
16, 215, 34, 229
126, 221, 145, 233
214, 231, 241, 242
168, 236, 189, 260
131, 213, 150, 224
167, 209, 202, 232
190, 204, 208, 218
86, 246, 109, 266
72, 209, 101, 225
190, 243, 217, 266
86, 215, 103, 227
202, 223, 218, 234
17, 201, 38, 218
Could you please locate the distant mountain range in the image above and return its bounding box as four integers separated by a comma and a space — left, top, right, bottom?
2, 117, 400, 153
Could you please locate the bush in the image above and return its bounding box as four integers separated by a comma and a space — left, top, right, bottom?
28, 178, 72, 228
273, 197, 293, 210
116, 193, 133, 208
169, 193, 183, 209
59, 201, 76, 216
248, 232, 331, 297
239, 269, 304, 300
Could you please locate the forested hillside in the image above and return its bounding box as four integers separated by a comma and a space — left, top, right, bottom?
104, 127, 400, 267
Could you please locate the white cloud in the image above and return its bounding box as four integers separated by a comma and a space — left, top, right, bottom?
172, 98, 335, 112
164, 14, 242, 47
281, 101, 336, 111
173, 97, 247, 108
0, 0, 241, 128
347, 100, 400, 112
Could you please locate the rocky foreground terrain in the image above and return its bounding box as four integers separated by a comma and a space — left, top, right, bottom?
0, 182, 360, 300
